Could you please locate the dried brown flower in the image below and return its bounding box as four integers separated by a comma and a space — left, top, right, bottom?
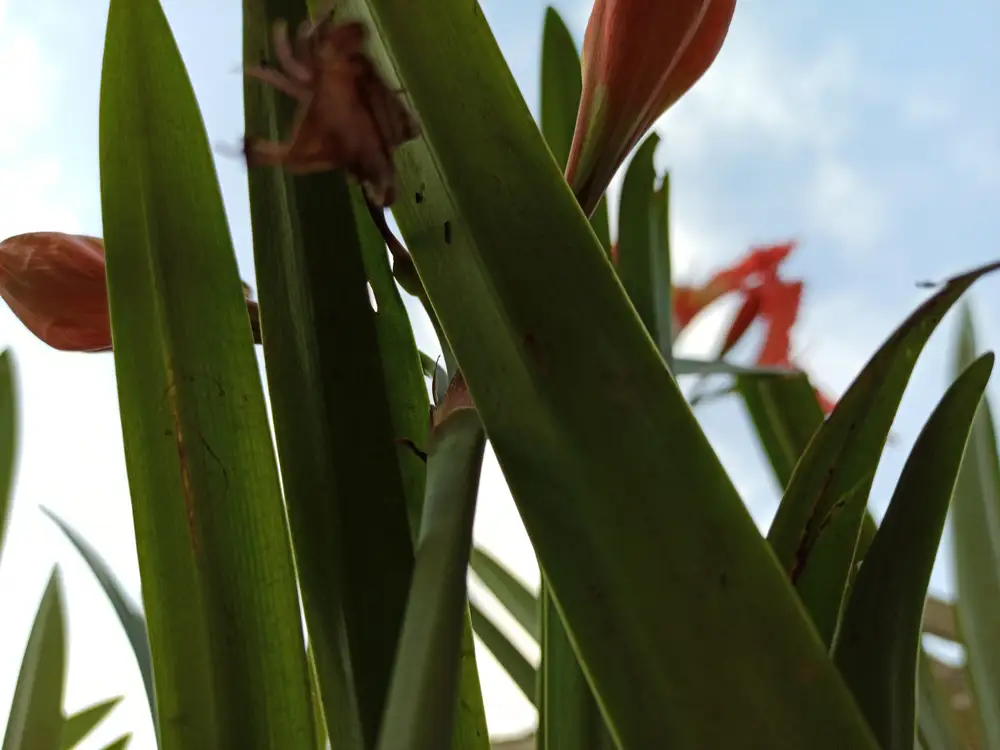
244, 12, 421, 206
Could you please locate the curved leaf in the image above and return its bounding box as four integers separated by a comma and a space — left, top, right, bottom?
768, 262, 1000, 648
834, 354, 994, 749
352, 0, 881, 745
40, 508, 155, 729
538, 6, 611, 252
616, 136, 672, 363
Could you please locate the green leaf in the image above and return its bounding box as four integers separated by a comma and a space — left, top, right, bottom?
40, 508, 155, 731
736, 372, 824, 491
616, 135, 673, 364
540, 577, 617, 750
2, 570, 66, 750
243, 4, 419, 747
469, 546, 539, 640
538, 6, 611, 254
61, 697, 122, 750
835, 353, 993, 748
99, 736, 131, 750
539, 6, 581, 171
352, 0, 881, 745
242, 0, 365, 743
950, 303, 1000, 750
99, 0, 314, 745
767, 262, 1000, 648
305, 645, 328, 750
469, 601, 537, 706
0, 349, 17, 558
355, 187, 434, 534
377, 381, 487, 750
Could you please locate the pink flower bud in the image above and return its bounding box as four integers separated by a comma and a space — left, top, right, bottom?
566, 0, 737, 215
0, 232, 262, 352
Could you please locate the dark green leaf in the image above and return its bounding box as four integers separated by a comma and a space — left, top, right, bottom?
244, 4, 418, 747
540, 577, 618, 750
834, 354, 994, 749
616, 136, 673, 363
767, 262, 1000, 648
354, 0, 882, 744
540, 7, 580, 171
538, 6, 611, 254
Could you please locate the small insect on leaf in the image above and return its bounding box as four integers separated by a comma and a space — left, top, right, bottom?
244, 10, 421, 207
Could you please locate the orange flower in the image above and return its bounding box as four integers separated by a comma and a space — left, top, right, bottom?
566, 0, 737, 215
668, 241, 838, 415
0, 232, 262, 352
673, 242, 795, 333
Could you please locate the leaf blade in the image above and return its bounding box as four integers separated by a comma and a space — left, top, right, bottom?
99, 0, 314, 744
376, 385, 487, 750
353, 0, 882, 745
2, 570, 66, 750
469, 546, 539, 641
40, 508, 155, 729
0, 349, 17, 557
949, 303, 1000, 749
834, 353, 994, 749
61, 697, 123, 750
768, 263, 1000, 647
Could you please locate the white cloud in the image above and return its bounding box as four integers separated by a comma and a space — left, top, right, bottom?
806, 158, 887, 251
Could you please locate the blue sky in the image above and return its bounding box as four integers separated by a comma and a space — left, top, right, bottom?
0, 0, 998, 746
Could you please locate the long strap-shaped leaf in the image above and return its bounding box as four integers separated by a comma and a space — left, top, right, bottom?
834, 354, 994, 749
768, 262, 1000, 648
0, 350, 17, 557
2, 570, 66, 750
737, 371, 825, 492
616, 135, 673, 365
376, 377, 486, 750
99, 0, 314, 745
950, 303, 1000, 749
540, 575, 618, 750
351, 0, 880, 746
